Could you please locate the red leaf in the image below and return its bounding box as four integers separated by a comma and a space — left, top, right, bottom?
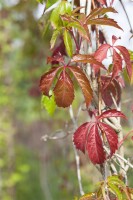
68, 66, 93, 107
112, 49, 122, 79
53, 70, 74, 107
98, 109, 126, 120
73, 122, 90, 153
112, 35, 121, 45
87, 18, 122, 30
115, 46, 132, 79
86, 123, 106, 164
97, 0, 107, 5
87, 7, 117, 20
101, 77, 121, 107
99, 122, 118, 156
40, 67, 62, 97
71, 54, 104, 67
94, 44, 110, 62
47, 55, 64, 64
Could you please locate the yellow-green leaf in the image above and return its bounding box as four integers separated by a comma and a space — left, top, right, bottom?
108, 183, 123, 200
41, 94, 56, 116
50, 1, 72, 28
50, 29, 60, 49
63, 29, 73, 57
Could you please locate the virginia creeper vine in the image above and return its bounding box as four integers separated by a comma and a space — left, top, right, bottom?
38, 0, 133, 199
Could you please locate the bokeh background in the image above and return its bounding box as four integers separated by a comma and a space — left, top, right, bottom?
0, 0, 133, 200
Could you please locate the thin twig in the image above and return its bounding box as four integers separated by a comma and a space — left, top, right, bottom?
119, 0, 133, 34
114, 153, 133, 169
69, 106, 84, 196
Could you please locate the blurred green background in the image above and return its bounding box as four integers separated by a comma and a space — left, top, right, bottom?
0, 1, 133, 200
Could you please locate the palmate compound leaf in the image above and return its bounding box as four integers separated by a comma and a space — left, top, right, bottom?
73, 122, 106, 164
53, 70, 74, 107
39, 66, 62, 97
68, 66, 93, 107
73, 109, 126, 164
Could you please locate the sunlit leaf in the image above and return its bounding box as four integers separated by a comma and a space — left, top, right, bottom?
50, 1, 72, 28
108, 183, 123, 200
41, 94, 56, 116
36, 0, 45, 4
46, 0, 58, 9
63, 29, 73, 57
50, 29, 60, 49
80, 193, 96, 200
108, 175, 125, 187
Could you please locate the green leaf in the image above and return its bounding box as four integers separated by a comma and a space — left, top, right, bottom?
36, 0, 45, 4
41, 94, 56, 116
50, 1, 72, 28
63, 29, 73, 57
108, 183, 123, 200
46, 0, 59, 9
108, 175, 125, 187
80, 193, 95, 200
50, 29, 60, 49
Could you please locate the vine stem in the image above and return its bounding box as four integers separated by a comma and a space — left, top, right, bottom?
119, 0, 133, 34
69, 106, 84, 196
